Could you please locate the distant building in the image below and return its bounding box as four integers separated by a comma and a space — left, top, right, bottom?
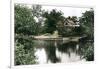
64, 18, 80, 27
56, 18, 80, 28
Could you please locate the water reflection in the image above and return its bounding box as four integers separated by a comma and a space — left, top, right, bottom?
34, 40, 93, 64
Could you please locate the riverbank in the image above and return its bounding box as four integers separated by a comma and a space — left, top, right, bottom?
34, 35, 80, 41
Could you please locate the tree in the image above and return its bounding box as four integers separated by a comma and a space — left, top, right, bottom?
79, 9, 94, 40
15, 4, 36, 35
14, 4, 38, 65
32, 5, 45, 35
78, 9, 94, 61
43, 9, 64, 34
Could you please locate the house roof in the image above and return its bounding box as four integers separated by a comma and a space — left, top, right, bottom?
64, 19, 80, 27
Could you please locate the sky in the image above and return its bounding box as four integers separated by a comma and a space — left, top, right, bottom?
42, 5, 91, 17
26, 4, 91, 18
14, 0, 93, 18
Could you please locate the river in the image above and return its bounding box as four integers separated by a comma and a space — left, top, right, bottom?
32, 39, 94, 64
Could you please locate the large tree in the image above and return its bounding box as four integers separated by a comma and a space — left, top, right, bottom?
31, 5, 45, 35
15, 4, 36, 35
79, 8, 94, 39
43, 9, 64, 34
15, 4, 41, 65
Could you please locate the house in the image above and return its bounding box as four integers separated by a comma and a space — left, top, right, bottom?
64, 18, 80, 27
56, 18, 80, 28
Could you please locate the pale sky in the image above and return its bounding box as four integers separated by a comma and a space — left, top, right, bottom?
42, 5, 91, 17
14, 0, 93, 18
26, 4, 91, 17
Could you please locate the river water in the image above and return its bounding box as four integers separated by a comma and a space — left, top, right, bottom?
33, 39, 94, 64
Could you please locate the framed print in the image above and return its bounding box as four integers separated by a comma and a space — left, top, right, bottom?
10, 0, 94, 69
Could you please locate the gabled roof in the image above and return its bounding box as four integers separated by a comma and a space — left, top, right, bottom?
64, 19, 80, 27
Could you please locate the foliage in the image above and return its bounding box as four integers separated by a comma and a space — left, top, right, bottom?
43, 9, 64, 34
15, 40, 37, 65
15, 5, 36, 35
14, 4, 40, 65
79, 9, 94, 40
78, 9, 94, 60
79, 41, 94, 61
32, 5, 44, 35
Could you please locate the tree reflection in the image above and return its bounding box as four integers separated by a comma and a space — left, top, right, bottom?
57, 41, 78, 58
44, 40, 60, 63
34, 40, 94, 64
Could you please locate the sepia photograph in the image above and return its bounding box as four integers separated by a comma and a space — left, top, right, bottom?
14, 3, 94, 65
